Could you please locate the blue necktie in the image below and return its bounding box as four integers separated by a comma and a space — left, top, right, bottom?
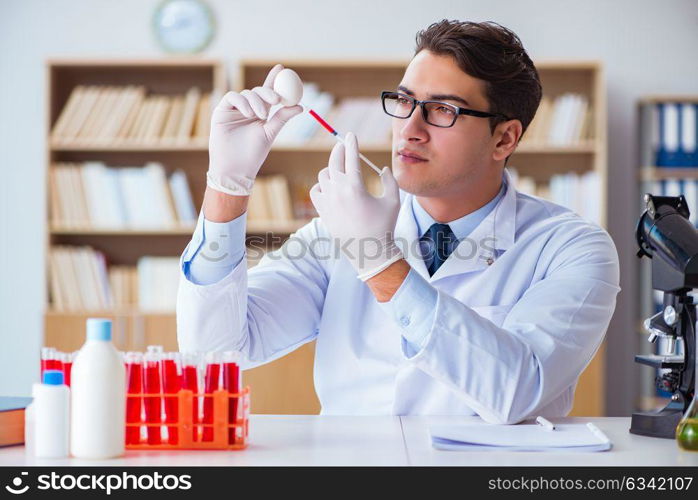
420, 223, 458, 276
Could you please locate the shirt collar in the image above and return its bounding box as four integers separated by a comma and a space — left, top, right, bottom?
411, 173, 508, 241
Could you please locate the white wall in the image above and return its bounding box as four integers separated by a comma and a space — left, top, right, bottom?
2, 0, 697, 415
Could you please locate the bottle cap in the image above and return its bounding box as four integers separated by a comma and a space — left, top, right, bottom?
86, 318, 112, 341
43, 370, 64, 385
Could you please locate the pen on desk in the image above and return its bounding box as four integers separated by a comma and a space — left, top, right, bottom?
535, 415, 556, 431
586, 422, 611, 443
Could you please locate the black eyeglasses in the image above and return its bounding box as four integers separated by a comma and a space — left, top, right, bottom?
381, 91, 510, 128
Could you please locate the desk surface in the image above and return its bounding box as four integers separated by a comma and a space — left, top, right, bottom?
1, 415, 697, 466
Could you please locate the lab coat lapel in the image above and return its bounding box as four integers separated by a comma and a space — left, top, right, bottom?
430, 169, 518, 282
393, 192, 429, 280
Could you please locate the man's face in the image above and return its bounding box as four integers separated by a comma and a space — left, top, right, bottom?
391, 50, 498, 197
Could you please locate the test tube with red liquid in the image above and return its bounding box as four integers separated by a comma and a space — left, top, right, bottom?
143, 345, 163, 444
202, 351, 221, 442
181, 352, 201, 441
124, 351, 144, 445
222, 351, 241, 445
162, 352, 182, 444
40, 347, 62, 378
60, 351, 74, 387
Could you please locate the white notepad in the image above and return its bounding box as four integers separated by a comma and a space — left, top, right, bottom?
430, 422, 612, 452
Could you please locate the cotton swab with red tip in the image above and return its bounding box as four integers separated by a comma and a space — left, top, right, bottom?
306, 108, 383, 175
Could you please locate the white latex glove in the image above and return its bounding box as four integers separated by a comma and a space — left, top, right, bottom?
207, 64, 303, 196
310, 133, 403, 281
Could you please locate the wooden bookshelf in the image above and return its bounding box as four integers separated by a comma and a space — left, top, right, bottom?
44, 60, 221, 388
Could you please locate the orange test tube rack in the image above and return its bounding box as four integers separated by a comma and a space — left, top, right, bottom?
125, 387, 250, 450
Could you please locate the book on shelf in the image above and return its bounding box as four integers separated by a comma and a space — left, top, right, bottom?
247, 175, 295, 223
50, 162, 196, 230
137, 257, 180, 312
49, 246, 180, 312
50, 85, 211, 146
640, 101, 698, 167
176, 87, 202, 144
49, 246, 112, 311
507, 167, 601, 224
520, 93, 593, 147
108, 265, 139, 309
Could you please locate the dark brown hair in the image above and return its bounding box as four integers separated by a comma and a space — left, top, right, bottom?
415, 19, 542, 139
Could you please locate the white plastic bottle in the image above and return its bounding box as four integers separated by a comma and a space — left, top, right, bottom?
24, 401, 34, 456
70, 318, 126, 459
33, 370, 70, 458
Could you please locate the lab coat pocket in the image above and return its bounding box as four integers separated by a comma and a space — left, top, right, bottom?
469, 304, 515, 328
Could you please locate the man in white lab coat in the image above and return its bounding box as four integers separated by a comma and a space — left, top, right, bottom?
177, 20, 620, 424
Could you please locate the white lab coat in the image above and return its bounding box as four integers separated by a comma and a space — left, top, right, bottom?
177, 170, 620, 424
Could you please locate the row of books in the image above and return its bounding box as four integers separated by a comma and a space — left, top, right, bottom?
522, 93, 593, 146
49, 162, 197, 230
273, 83, 391, 146
508, 168, 601, 224
247, 175, 295, 222
49, 246, 180, 311
640, 102, 698, 167
50, 85, 211, 146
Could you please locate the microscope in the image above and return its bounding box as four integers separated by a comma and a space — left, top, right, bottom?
630, 194, 698, 438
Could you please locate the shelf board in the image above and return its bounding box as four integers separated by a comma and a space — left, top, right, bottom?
641, 167, 698, 181
241, 58, 410, 69
50, 226, 195, 236
50, 141, 209, 152
639, 95, 698, 104
45, 308, 174, 317
50, 220, 310, 236
47, 58, 222, 68
515, 142, 597, 154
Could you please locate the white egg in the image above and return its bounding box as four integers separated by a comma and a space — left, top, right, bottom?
273, 68, 303, 107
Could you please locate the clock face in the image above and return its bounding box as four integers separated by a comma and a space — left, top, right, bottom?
153, 0, 214, 54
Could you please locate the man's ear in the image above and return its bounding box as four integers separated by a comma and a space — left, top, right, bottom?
492, 119, 523, 162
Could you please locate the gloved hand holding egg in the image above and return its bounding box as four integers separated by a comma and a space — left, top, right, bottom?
206, 64, 304, 196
